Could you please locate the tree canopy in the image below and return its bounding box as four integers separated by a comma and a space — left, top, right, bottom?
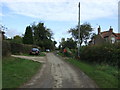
60, 38, 77, 49
8, 35, 23, 44
31, 22, 55, 50
23, 26, 33, 44
68, 22, 93, 45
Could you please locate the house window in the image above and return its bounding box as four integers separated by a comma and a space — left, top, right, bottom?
111, 37, 115, 43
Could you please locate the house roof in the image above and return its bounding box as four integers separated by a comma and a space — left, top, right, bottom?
100, 30, 120, 40
100, 31, 112, 38
101, 31, 117, 38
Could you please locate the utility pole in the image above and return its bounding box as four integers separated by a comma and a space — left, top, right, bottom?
78, 2, 80, 57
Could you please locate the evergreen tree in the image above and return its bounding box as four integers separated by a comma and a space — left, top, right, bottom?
23, 26, 33, 44
32, 22, 54, 50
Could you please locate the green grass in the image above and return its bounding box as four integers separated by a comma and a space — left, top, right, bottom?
2, 56, 42, 88
57, 52, 64, 57
65, 58, 119, 88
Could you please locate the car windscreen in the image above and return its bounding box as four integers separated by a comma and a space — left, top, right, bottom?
32, 48, 39, 51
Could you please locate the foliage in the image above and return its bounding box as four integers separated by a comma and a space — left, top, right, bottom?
4, 22, 56, 51
68, 22, 93, 45
2, 56, 41, 88
23, 26, 33, 44
2, 40, 11, 57
59, 38, 77, 57
10, 42, 39, 54
31, 22, 55, 50
5, 35, 23, 44
60, 38, 77, 49
58, 48, 77, 58
0, 24, 7, 31
80, 43, 120, 67
10, 35, 23, 44
2, 40, 41, 56
53, 41, 57, 47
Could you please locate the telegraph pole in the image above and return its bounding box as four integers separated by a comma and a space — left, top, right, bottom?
78, 2, 80, 57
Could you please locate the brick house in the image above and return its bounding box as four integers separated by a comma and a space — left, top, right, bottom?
89, 26, 120, 45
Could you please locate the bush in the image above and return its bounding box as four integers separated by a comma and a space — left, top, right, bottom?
10, 43, 23, 54
80, 43, 120, 67
10, 42, 40, 55
2, 40, 41, 56
2, 41, 11, 57
61, 47, 78, 58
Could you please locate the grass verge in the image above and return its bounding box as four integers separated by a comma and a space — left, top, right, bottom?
65, 58, 118, 88
2, 56, 41, 88
57, 52, 118, 88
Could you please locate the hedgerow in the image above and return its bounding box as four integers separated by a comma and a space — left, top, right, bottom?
80, 43, 120, 67
2, 40, 40, 57
2, 41, 11, 57
10, 42, 39, 54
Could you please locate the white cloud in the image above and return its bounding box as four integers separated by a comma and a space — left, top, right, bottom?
1, 0, 75, 3
5, 28, 22, 38
1, 0, 119, 22
0, 13, 3, 16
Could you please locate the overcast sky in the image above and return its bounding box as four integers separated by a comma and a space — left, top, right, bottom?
0, 0, 119, 46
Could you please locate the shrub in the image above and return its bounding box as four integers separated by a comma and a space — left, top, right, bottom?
2, 40, 41, 56
2, 41, 11, 57
10, 42, 40, 55
61, 48, 78, 58
80, 43, 120, 67
10, 43, 23, 54
70, 49, 78, 58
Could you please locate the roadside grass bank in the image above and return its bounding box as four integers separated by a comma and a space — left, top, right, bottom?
57, 52, 119, 88
66, 58, 119, 88
2, 56, 42, 88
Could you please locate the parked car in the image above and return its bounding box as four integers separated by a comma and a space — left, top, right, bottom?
46, 49, 50, 52
29, 48, 40, 55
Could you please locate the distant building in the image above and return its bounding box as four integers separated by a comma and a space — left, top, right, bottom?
89, 26, 120, 45
0, 30, 5, 40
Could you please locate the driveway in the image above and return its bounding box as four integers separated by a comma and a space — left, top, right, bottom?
13, 53, 98, 88
11, 55, 46, 63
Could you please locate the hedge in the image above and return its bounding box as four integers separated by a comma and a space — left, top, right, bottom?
80, 43, 120, 67
10, 43, 40, 54
2, 41, 11, 57
2, 40, 40, 56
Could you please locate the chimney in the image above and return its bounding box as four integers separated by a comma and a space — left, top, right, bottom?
98, 26, 101, 35
109, 26, 113, 32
